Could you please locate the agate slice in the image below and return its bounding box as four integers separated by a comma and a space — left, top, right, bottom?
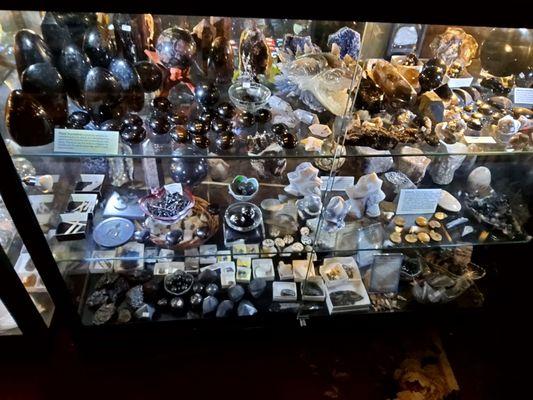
84, 67, 122, 124
207, 36, 234, 83
6, 90, 54, 146
83, 24, 116, 67
21, 62, 68, 126
239, 27, 271, 76
109, 58, 144, 112
14, 29, 53, 78
57, 43, 92, 106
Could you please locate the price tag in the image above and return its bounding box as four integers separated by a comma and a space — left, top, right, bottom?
121, 24, 132, 32
396, 189, 442, 215
514, 88, 533, 105
464, 136, 496, 144
54, 129, 119, 155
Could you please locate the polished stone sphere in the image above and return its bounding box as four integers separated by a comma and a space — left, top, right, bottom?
193, 134, 210, 149
120, 124, 146, 144
151, 96, 171, 113
67, 111, 90, 128
216, 131, 235, 150
480, 28, 533, 77
135, 61, 163, 92
170, 145, 208, 187
216, 102, 236, 119
170, 125, 190, 143
255, 108, 272, 123
271, 123, 288, 136
156, 27, 196, 69
237, 111, 255, 127
194, 83, 219, 107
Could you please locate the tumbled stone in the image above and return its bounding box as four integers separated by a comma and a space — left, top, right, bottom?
216, 300, 234, 318
237, 300, 258, 317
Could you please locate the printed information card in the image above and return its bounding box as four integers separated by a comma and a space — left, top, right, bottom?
514, 87, 533, 105
54, 129, 119, 155
396, 189, 442, 215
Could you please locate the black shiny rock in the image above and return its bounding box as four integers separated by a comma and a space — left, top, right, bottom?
151, 96, 172, 113
21, 63, 68, 126
134, 229, 151, 243
66, 111, 91, 129
86, 289, 108, 308
419, 63, 445, 93
156, 297, 169, 309
237, 300, 258, 317
249, 278, 267, 299
216, 102, 236, 119
198, 109, 216, 125
49, 13, 97, 49
237, 111, 255, 127
211, 116, 229, 133
216, 131, 235, 150
14, 29, 53, 78
434, 84, 453, 101
109, 57, 144, 112
170, 125, 190, 143
135, 61, 163, 92
112, 13, 150, 64
126, 285, 144, 309
271, 123, 288, 136
480, 77, 511, 96
57, 43, 92, 107
122, 113, 144, 128
120, 124, 146, 144
239, 27, 270, 76
205, 283, 219, 296
5, 90, 54, 146
202, 296, 219, 315
195, 227, 209, 239
193, 134, 210, 149
194, 83, 219, 107
198, 269, 218, 284
216, 300, 234, 318
186, 119, 208, 135
84, 67, 122, 125
207, 36, 234, 83
190, 293, 203, 308
227, 284, 245, 302
93, 303, 116, 325
165, 230, 183, 246
480, 28, 533, 77
41, 12, 73, 58
280, 132, 297, 149
168, 111, 188, 126
143, 278, 162, 300
403, 53, 419, 66
99, 119, 121, 131
83, 24, 116, 67
255, 108, 272, 123
169, 297, 185, 312
149, 116, 171, 134
192, 282, 205, 294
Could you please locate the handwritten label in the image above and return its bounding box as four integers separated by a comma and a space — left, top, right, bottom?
54, 129, 119, 155
396, 189, 441, 215
514, 88, 533, 105
464, 136, 496, 144
321, 176, 355, 191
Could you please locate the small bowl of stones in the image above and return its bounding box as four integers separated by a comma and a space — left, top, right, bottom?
224, 202, 263, 233
140, 185, 195, 223
228, 175, 259, 201
164, 270, 195, 296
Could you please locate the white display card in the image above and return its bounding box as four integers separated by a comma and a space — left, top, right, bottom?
396, 189, 442, 215
54, 129, 119, 155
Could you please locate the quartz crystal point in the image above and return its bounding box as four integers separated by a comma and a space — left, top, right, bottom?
239, 27, 271, 76
346, 173, 386, 218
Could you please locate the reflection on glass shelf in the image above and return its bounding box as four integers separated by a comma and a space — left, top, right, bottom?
0, 299, 21, 336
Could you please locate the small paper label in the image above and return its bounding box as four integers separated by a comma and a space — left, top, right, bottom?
514, 87, 533, 105
54, 129, 119, 155
446, 76, 474, 88
121, 24, 132, 32
396, 189, 442, 215
164, 183, 183, 195
464, 136, 496, 144
321, 176, 355, 191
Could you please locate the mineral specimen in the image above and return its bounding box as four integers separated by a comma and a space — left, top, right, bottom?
429, 141, 468, 185
327, 27, 361, 59
156, 27, 196, 69
429, 27, 478, 67
249, 278, 267, 298
346, 173, 386, 218
284, 162, 322, 197
228, 284, 245, 302
216, 300, 234, 318
466, 166, 492, 197
83, 24, 116, 67
396, 146, 431, 184
14, 29, 52, 78
239, 27, 270, 76
323, 196, 350, 231
370, 60, 416, 106
202, 296, 219, 315
237, 300, 258, 316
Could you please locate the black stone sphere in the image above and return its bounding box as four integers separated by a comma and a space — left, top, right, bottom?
168, 111, 188, 126
198, 109, 216, 125
216, 102, 235, 119
211, 116, 229, 133
151, 96, 171, 113
170, 125, 190, 143
149, 116, 171, 134
135, 61, 163, 92
237, 111, 255, 127
120, 124, 146, 144
186, 119, 208, 135
280, 132, 297, 149
99, 119, 121, 131
194, 83, 219, 107
255, 108, 272, 123
122, 113, 143, 128
67, 111, 90, 128
216, 131, 235, 150
193, 134, 210, 149
271, 123, 288, 136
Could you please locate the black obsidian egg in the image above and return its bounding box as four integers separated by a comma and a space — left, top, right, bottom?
135, 61, 163, 92
149, 117, 171, 134
120, 124, 146, 144
67, 111, 90, 128
168, 111, 188, 126
194, 83, 219, 107
122, 113, 143, 128
211, 116, 229, 133
99, 119, 121, 131
151, 96, 171, 112
170, 125, 189, 143
14, 29, 53, 78
280, 132, 297, 149
109, 57, 144, 112
192, 283, 205, 294
271, 123, 288, 135
237, 111, 255, 127
216, 131, 235, 150
186, 119, 208, 135
255, 108, 272, 123
198, 109, 216, 125
84, 67, 122, 125
57, 43, 91, 107
83, 24, 116, 68
193, 134, 210, 149
216, 102, 235, 119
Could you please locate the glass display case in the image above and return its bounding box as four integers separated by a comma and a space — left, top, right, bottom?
0, 8, 531, 335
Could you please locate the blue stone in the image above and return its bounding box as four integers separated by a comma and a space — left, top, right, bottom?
327, 27, 361, 59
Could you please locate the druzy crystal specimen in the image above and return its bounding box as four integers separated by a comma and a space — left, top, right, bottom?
327, 27, 361, 59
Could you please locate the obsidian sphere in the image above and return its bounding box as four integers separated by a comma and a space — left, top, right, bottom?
120, 124, 146, 144
480, 28, 533, 77
419, 65, 445, 92
193, 134, 210, 149
216, 131, 235, 150
99, 119, 121, 131
211, 116, 229, 133
237, 111, 255, 127
194, 83, 219, 107
169, 125, 189, 143
198, 109, 216, 125
122, 113, 144, 128
168, 111, 188, 126
280, 132, 297, 149
186, 119, 208, 135
151, 96, 171, 113
67, 111, 90, 128
149, 117, 171, 134
135, 61, 163, 92
271, 123, 288, 136
255, 108, 272, 123
216, 102, 235, 119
